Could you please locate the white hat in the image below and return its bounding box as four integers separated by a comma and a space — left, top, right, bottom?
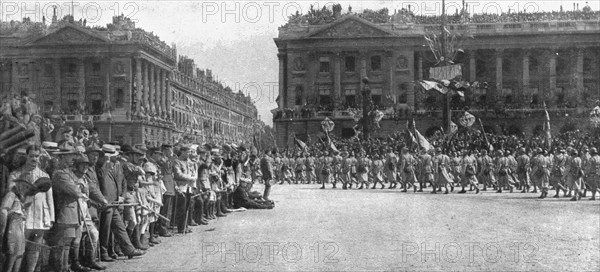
102, 144, 119, 157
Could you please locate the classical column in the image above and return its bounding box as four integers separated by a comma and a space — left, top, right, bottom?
277, 52, 286, 109
548, 48, 557, 101
469, 50, 477, 82
165, 71, 171, 116
143, 60, 149, 111
11, 61, 19, 96
522, 49, 530, 94
495, 49, 503, 99
149, 63, 156, 114
575, 48, 584, 96
78, 58, 85, 114
388, 51, 395, 103
53, 59, 61, 110
135, 57, 142, 113
333, 52, 342, 103
416, 52, 423, 80
160, 69, 166, 115
104, 58, 110, 113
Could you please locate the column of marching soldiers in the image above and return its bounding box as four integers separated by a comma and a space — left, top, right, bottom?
1, 127, 276, 272
262, 146, 600, 200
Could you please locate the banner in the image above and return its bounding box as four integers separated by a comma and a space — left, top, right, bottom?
458, 111, 476, 127
415, 129, 434, 152
543, 102, 552, 149
429, 64, 462, 81
419, 80, 447, 94
321, 117, 335, 132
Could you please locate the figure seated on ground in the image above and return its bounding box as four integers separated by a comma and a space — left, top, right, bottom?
232, 178, 274, 209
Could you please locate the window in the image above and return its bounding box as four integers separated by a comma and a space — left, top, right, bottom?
319, 86, 332, 106
91, 100, 102, 115
319, 57, 330, 73
371, 56, 381, 71
68, 63, 77, 76
371, 95, 382, 107
295, 85, 303, 106
344, 88, 356, 107
345, 56, 355, 72
398, 93, 407, 104
92, 62, 101, 76
116, 88, 124, 108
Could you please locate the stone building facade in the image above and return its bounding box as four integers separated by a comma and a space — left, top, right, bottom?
0, 15, 258, 146
273, 14, 600, 146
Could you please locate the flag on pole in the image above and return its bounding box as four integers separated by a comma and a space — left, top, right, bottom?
458, 111, 476, 127
418, 80, 448, 94
325, 130, 339, 153
450, 121, 458, 134
543, 102, 552, 149
415, 128, 434, 152
478, 118, 494, 152
294, 137, 308, 151
321, 117, 335, 132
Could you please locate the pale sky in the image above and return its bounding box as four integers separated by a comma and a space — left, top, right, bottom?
2, 0, 598, 125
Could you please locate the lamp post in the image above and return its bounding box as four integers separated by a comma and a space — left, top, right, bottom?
361, 77, 372, 139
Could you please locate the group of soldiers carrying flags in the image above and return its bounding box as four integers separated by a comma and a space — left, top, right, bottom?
253, 108, 600, 202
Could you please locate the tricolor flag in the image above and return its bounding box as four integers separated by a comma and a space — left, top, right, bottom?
450, 121, 458, 134
419, 80, 448, 94
415, 128, 434, 152
294, 137, 308, 151
459, 111, 476, 127
325, 130, 339, 154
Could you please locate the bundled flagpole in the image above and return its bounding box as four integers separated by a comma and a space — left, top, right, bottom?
543, 101, 552, 150
478, 118, 493, 152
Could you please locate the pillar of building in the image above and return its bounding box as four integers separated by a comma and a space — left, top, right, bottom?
548, 48, 557, 102
135, 57, 142, 114
277, 52, 286, 109
522, 49, 530, 96
575, 48, 584, 97
387, 51, 395, 105
469, 50, 476, 82
333, 52, 342, 104
159, 69, 165, 116
104, 58, 111, 113
416, 52, 423, 81
143, 60, 150, 111
53, 58, 61, 111
78, 58, 86, 114
149, 63, 156, 114
165, 71, 171, 118
495, 49, 503, 100
11, 61, 19, 95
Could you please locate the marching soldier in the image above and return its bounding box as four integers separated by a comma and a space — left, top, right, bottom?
433, 147, 453, 194
550, 149, 568, 197
420, 149, 434, 192
320, 151, 335, 189
305, 152, 316, 185
566, 150, 583, 201
516, 147, 532, 193
370, 153, 385, 189
459, 150, 479, 194
496, 150, 515, 193
400, 147, 418, 193
478, 150, 495, 191
384, 148, 398, 189
356, 150, 370, 189
587, 148, 600, 200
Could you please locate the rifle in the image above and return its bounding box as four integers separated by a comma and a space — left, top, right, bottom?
139, 205, 171, 222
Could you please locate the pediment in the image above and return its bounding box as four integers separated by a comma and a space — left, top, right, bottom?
309, 16, 393, 38
30, 25, 108, 45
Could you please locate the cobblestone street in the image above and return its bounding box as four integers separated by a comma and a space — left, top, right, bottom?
106, 184, 600, 271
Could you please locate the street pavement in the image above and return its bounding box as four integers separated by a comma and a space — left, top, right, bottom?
106, 184, 600, 271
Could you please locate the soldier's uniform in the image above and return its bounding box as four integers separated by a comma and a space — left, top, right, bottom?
531, 149, 552, 198
420, 151, 434, 192
587, 148, 600, 200
433, 150, 453, 193
566, 151, 583, 201
478, 151, 495, 191
496, 151, 516, 193
400, 149, 418, 192
356, 154, 370, 189
516, 150, 531, 192
370, 155, 385, 189
320, 153, 334, 189
305, 154, 316, 184
295, 155, 306, 184
550, 150, 568, 197
384, 150, 398, 189
459, 152, 479, 193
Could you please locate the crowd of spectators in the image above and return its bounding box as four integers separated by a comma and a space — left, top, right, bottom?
0, 96, 273, 272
